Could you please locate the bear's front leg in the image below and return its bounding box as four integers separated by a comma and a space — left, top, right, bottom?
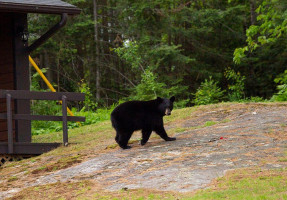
154, 126, 176, 142
141, 129, 152, 145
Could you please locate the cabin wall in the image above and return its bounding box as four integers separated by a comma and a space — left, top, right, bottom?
0, 12, 31, 143
0, 13, 15, 142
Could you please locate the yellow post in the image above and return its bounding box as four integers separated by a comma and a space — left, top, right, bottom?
29, 55, 75, 117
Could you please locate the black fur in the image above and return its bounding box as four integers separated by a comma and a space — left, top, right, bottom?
111, 96, 176, 149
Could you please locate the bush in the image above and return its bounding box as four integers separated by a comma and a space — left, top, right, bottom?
78, 80, 98, 111
130, 68, 167, 100
193, 77, 225, 105
127, 68, 189, 108
270, 70, 287, 101
224, 67, 245, 101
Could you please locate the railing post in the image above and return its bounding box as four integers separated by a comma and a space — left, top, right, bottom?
6, 94, 13, 154
62, 95, 68, 146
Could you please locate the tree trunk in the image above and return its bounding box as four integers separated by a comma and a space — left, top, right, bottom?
44, 50, 52, 87
56, 55, 60, 92
250, 0, 257, 25
93, 0, 101, 101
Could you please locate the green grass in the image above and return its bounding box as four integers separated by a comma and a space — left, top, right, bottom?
7, 176, 19, 182
204, 121, 217, 127
31, 120, 114, 157
203, 119, 231, 127
190, 168, 287, 200
164, 106, 199, 123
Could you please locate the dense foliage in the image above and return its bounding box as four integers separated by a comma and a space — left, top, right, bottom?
28, 0, 287, 133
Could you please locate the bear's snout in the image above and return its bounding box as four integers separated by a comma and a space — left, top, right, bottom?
165, 108, 171, 115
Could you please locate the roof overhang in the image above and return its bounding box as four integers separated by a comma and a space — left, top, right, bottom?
0, 1, 81, 15
0, 0, 81, 52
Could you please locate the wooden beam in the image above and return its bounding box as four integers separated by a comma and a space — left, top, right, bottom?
62, 95, 68, 146
0, 90, 85, 101
0, 114, 85, 122
13, 13, 31, 143
0, 142, 61, 154
6, 94, 13, 154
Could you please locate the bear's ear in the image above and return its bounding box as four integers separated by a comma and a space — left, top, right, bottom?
156, 97, 163, 102
170, 96, 175, 102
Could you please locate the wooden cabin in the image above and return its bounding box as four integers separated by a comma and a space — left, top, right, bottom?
0, 0, 85, 155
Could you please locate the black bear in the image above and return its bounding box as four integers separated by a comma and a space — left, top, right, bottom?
111, 96, 176, 149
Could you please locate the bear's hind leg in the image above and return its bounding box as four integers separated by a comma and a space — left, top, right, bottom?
115, 133, 119, 143
117, 131, 133, 149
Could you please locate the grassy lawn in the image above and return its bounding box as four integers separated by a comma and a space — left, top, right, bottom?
1, 103, 287, 199
191, 168, 287, 200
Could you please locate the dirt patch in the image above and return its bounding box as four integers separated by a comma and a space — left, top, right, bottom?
1, 103, 287, 199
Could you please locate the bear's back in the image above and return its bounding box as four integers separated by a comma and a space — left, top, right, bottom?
112, 100, 156, 117
111, 100, 160, 131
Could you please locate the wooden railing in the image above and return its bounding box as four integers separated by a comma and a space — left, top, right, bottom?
0, 90, 85, 154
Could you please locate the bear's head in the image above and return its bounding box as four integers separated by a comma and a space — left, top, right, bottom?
157, 96, 175, 116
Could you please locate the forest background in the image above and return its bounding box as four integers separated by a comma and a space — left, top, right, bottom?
28, 0, 287, 134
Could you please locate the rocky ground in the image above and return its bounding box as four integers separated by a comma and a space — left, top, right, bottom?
1, 103, 287, 199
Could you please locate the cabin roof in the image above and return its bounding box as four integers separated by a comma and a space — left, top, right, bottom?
0, 0, 81, 15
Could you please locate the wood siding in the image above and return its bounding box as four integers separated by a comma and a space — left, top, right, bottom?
0, 12, 15, 142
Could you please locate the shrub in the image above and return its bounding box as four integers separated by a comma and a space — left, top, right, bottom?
271, 70, 287, 101
224, 67, 245, 101
193, 77, 225, 105
78, 80, 98, 111
127, 68, 189, 108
